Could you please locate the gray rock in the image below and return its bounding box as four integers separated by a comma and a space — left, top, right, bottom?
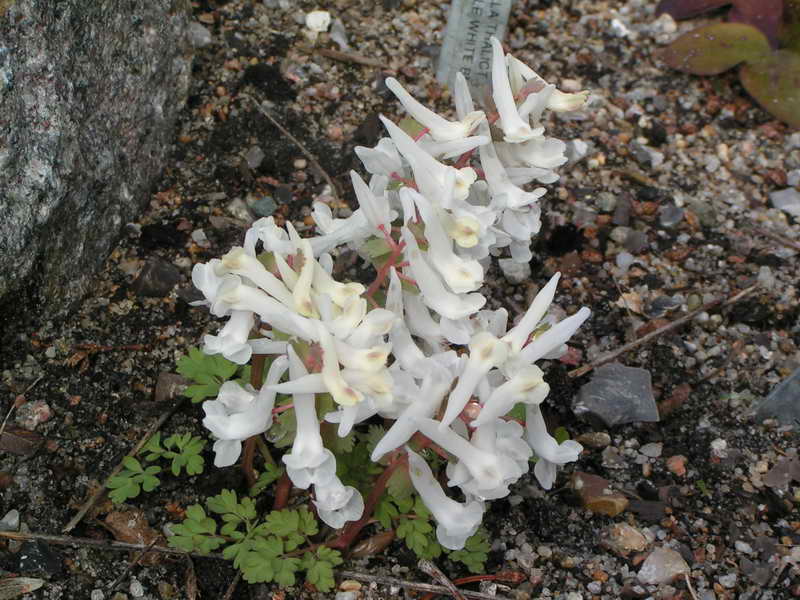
0, 1, 192, 318
770, 187, 800, 217
659, 203, 683, 227
0, 509, 20, 532
188, 21, 212, 48
756, 367, 800, 427
574, 363, 660, 427
249, 195, 277, 218
131, 258, 181, 298
624, 230, 648, 254
637, 546, 688, 585
244, 145, 265, 169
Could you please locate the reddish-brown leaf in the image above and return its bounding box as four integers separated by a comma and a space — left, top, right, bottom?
730, 0, 783, 47
740, 50, 800, 127
656, 0, 731, 20
0, 427, 43, 457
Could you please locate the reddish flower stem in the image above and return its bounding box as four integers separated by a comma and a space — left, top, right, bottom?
413, 126, 431, 142
272, 471, 292, 511
271, 403, 294, 415
419, 571, 527, 600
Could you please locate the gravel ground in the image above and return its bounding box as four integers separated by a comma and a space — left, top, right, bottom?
1, 1, 799, 599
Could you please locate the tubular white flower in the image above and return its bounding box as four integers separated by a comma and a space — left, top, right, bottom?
503, 272, 560, 353
312, 260, 365, 309
440, 332, 509, 429
453, 71, 476, 120
471, 367, 549, 427
525, 403, 582, 490
212, 275, 318, 340
285, 225, 317, 318
495, 137, 568, 171
203, 356, 288, 467
479, 124, 546, 210
282, 346, 337, 489
191, 260, 226, 307
401, 227, 485, 321
418, 135, 490, 160
354, 138, 403, 175
371, 371, 452, 461
380, 116, 475, 204
416, 418, 507, 493
385, 77, 485, 142
406, 446, 484, 550
202, 309, 254, 365
220, 246, 294, 308
314, 476, 364, 528
518, 306, 591, 363
346, 308, 396, 347
244, 217, 295, 256
402, 187, 483, 294
350, 170, 391, 231
317, 321, 364, 407
490, 38, 536, 143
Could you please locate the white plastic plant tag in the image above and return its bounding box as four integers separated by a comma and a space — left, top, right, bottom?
436, 0, 514, 91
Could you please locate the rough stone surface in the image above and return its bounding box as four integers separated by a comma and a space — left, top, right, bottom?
637, 546, 689, 585
573, 362, 660, 427
755, 367, 800, 427
0, 1, 192, 317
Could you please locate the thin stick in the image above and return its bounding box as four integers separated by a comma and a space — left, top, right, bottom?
317, 48, 387, 69
106, 538, 158, 591
418, 560, 467, 600
239, 93, 341, 202
568, 284, 758, 379
750, 226, 800, 253
338, 571, 510, 600
0, 530, 221, 560
220, 571, 241, 600
63, 402, 182, 532
684, 572, 699, 600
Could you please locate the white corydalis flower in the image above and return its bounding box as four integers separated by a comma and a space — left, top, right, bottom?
439, 331, 509, 429
282, 346, 337, 489
317, 321, 364, 407
380, 116, 476, 204
401, 187, 483, 294
406, 446, 484, 550
220, 246, 294, 308
212, 275, 318, 340
385, 77, 485, 142
490, 37, 537, 144
400, 226, 485, 321
202, 309, 254, 365
525, 402, 582, 490
313, 476, 364, 528
202, 356, 288, 467
350, 170, 391, 231
478, 123, 546, 210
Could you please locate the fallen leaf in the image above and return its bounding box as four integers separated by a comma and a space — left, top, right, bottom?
0, 577, 45, 599
0, 427, 43, 457
739, 50, 800, 128
104, 509, 165, 566
659, 23, 770, 75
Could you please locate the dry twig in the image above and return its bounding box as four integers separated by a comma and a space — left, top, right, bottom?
568, 284, 758, 379
220, 571, 241, 600
316, 48, 387, 69
338, 570, 510, 600
750, 226, 800, 253
63, 402, 183, 533
106, 538, 159, 591
0, 530, 220, 560
239, 93, 341, 201
418, 560, 467, 600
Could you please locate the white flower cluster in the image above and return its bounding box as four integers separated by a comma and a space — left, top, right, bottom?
191, 38, 590, 549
